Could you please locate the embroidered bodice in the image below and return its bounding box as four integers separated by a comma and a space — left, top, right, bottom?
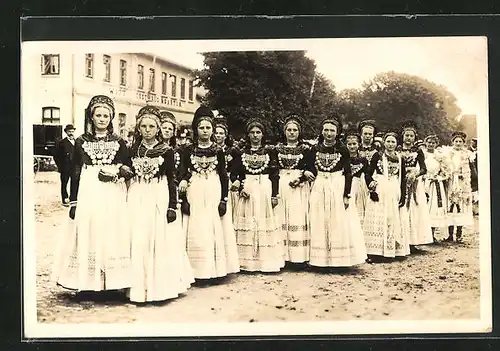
275, 143, 309, 170
349, 155, 369, 178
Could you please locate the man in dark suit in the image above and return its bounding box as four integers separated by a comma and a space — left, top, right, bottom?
54, 124, 76, 206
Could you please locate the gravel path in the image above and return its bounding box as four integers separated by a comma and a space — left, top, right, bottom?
34, 172, 480, 324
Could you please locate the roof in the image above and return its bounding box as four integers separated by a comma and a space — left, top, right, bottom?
142, 53, 198, 73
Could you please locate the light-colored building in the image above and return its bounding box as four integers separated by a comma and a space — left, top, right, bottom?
26, 52, 203, 155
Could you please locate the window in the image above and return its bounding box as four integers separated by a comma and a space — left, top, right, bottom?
85, 54, 94, 78
119, 60, 127, 86
138, 65, 144, 90
103, 55, 111, 82
42, 107, 60, 124
188, 80, 194, 101
180, 78, 186, 100
161, 72, 167, 95
170, 74, 177, 98
41, 54, 60, 75
149, 68, 155, 93
118, 113, 127, 139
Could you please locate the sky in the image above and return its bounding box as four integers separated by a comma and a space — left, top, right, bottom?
150, 37, 488, 122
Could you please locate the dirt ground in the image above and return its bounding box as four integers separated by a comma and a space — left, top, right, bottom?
34, 172, 481, 324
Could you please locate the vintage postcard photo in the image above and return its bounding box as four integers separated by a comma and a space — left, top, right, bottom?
21, 36, 491, 338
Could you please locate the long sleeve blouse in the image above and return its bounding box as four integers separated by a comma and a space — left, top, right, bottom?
304, 141, 352, 197
130, 142, 178, 209
178, 143, 229, 201
233, 144, 280, 197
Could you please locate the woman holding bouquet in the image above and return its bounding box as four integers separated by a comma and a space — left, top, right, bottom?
52, 95, 134, 292
274, 114, 312, 264
444, 131, 475, 242
423, 135, 450, 242
127, 106, 194, 303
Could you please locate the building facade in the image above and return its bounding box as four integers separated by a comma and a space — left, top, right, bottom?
27, 52, 203, 155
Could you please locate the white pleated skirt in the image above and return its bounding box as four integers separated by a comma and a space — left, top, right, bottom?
363, 174, 410, 257
127, 176, 194, 303
309, 171, 367, 267
400, 178, 433, 245
234, 174, 285, 272
183, 172, 240, 279
51, 165, 131, 291
276, 169, 311, 263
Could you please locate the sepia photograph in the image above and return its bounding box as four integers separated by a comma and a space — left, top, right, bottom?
21, 36, 491, 338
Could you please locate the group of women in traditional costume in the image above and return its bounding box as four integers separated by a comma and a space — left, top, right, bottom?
51, 94, 478, 304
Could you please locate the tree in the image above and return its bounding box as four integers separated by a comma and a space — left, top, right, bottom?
339, 71, 461, 142
195, 51, 336, 140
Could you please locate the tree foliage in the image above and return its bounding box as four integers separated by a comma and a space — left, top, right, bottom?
195, 51, 335, 140
339, 71, 462, 142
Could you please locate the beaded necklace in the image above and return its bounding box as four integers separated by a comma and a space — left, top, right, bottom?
242, 147, 270, 174
132, 140, 164, 180
315, 143, 341, 172
277, 144, 303, 170
82, 134, 120, 166
191, 143, 218, 178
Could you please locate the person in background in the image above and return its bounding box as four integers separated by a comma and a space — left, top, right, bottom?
344, 129, 372, 227
422, 135, 450, 243
444, 131, 475, 242
54, 124, 76, 206
469, 138, 479, 216
126, 131, 135, 148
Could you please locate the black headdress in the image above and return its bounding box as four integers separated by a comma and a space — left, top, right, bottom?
358, 119, 377, 134
191, 106, 215, 142
401, 120, 418, 136
344, 128, 361, 143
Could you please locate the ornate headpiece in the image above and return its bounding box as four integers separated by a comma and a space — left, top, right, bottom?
283, 114, 302, 134
451, 131, 467, 142
159, 111, 176, 127
214, 115, 229, 134
384, 131, 399, 141
192, 106, 215, 131
424, 134, 439, 144
358, 119, 377, 134
87, 95, 115, 117
136, 105, 162, 126
246, 118, 266, 134
401, 120, 418, 135
344, 128, 361, 143
321, 116, 342, 134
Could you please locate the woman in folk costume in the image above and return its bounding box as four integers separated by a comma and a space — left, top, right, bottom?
398, 120, 433, 252
52, 95, 134, 292
443, 131, 475, 242
274, 114, 312, 263
178, 107, 240, 279
422, 135, 450, 242
233, 118, 284, 272
363, 131, 409, 260
214, 116, 242, 224
357, 120, 379, 223
305, 117, 366, 267
344, 129, 372, 226
126, 106, 194, 303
